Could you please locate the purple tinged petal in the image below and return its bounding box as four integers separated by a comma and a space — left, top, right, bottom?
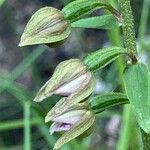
54, 73, 89, 96
33, 59, 94, 102
53, 110, 95, 150
49, 122, 72, 135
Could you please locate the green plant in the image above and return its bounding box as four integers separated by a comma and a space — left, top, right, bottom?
0, 0, 5, 6
15, 0, 150, 149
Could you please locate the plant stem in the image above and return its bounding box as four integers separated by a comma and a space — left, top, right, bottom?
108, 27, 133, 150
141, 129, 150, 150
0, 46, 45, 94
108, 0, 138, 149
138, 1, 150, 148
0, 0, 5, 7
138, 0, 150, 40
119, 0, 137, 63
138, 1, 150, 145
138, 0, 150, 52
24, 102, 31, 150
108, 1, 133, 150
117, 105, 133, 150
119, 0, 150, 149
0, 118, 41, 131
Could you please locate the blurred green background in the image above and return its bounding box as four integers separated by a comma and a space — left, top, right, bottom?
0, 0, 150, 150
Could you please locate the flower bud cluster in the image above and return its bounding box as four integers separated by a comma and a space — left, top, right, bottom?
34, 59, 96, 149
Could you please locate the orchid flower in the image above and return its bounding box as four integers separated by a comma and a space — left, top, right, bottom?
19, 7, 71, 47
34, 59, 95, 103
47, 102, 95, 150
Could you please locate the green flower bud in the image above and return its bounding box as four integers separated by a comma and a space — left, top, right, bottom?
34, 59, 95, 103
19, 7, 71, 47
47, 102, 95, 150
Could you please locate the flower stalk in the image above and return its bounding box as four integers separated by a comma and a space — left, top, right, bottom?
119, 0, 137, 64
119, 0, 150, 149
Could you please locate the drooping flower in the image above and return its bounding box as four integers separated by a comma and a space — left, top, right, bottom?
47, 102, 95, 150
33, 59, 96, 149
33, 59, 95, 103
19, 7, 71, 47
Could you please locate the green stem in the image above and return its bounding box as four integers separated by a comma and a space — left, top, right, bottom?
108, 1, 135, 149
119, 0, 137, 63
138, 0, 150, 40
138, 0, 150, 52
0, 0, 5, 7
141, 129, 150, 150
117, 106, 133, 150
1, 145, 23, 150
0, 118, 41, 131
119, 0, 150, 149
0, 46, 45, 94
108, 27, 133, 150
138, 1, 150, 149
24, 102, 31, 150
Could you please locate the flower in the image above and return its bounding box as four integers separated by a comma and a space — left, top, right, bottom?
33, 59, 95, 103
19, 7, 71, 47
47, 102, 95, 150
33, 59, 96, 149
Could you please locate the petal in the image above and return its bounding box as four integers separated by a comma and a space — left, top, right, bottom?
68, 71, 96, 102
44, 59, 87, 95
53, 110, 95, 150
54, 73, 89, 96
45, 97, 67, 122
46, 71, 96, 117
19, 7, 71, 46
52, 109, 87, 124
33, 80, 52, 102
49, 122, 72, 135
33, 59, 87, 102
45, 100, 88, 123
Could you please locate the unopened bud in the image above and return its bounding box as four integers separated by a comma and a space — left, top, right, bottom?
19, 7, 71, 47
34, 59, 95, 103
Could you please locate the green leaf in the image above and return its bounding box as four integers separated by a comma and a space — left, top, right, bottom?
19, 7, 71, 47
0, 0, 5, 6
90, 92, 129, 113
62, 0, 109, 22
123, 63, 150, 133
71, 14, 119, 29
83, 47, 127, 71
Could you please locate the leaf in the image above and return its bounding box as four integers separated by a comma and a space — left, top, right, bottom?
19, 7, 71, 47
90, 92, 129, 113
71, 14, 119, 29
83, 47, 127, 71
62, 0, 109, 22
123, 63, 150, 133
0, 0, 5, 6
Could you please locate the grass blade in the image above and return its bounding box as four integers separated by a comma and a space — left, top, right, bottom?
24, 102, 31, 150
0, 46, 45, 94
